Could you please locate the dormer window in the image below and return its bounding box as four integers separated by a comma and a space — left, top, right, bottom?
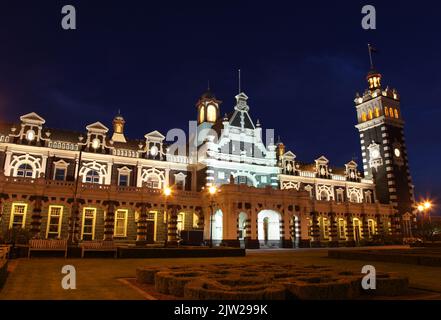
92, 138, 100, 150
174, 172, 187, 190
117, 166, 132, 187
54, 168, 66, 181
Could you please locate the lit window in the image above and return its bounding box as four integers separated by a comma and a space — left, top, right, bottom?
54, 168, 66, 181
177, 212, 185, 234
207, 104, 217, 122
118, 173, 129, 186
81, 208, 96, 240
46, 206, 63, 239
193, 213, 199, 229
368, 110, 373, 120
338, 219, 346, 240
361, 112, 367, 122
199, 106, 205, 123
389, 107, 394, 117
9, 203, 27, 229
322, 218, 330, 240
17, 163, 34, 178
394, 108, 399, 119
114, 209, 128, 237
85, 170, 100, 184
375, 107, 380, 117
384, 107, 389, 116
368, 219, 376, 238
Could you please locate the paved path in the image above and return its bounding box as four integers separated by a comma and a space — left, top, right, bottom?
0, 246, 440, 299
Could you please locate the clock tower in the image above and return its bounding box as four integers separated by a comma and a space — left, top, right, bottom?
354, 66, 415, 236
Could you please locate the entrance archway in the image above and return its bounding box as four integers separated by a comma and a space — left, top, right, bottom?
238, 212, 248, 240
258, 210, 281, 248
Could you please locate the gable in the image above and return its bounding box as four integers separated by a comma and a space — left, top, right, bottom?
20, 112, 46, 125
86, 121, 109, 133
144, 130, 165, 141
230, 110, 255, 129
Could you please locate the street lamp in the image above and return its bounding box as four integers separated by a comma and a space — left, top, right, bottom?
208, 185, 217, 248
417, 200, 433, 224
163, 186, 172, 247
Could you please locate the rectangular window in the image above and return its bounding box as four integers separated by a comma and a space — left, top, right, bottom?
81, 208, 96, 240
177, 212, 185, 234
46, 206, 63, 239
118, 174, 129, 186
114, 209, 128, 237
338, 219, 346, 240
54, 168, 66, 181
9, 203, 27, 229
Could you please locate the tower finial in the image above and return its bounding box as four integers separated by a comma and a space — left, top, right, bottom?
238, 69, 241, 94
367, 44, 377, 70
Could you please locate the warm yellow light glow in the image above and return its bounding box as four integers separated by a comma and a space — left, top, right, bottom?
417, 205, 424, 212
208, 185, 217, 195
424, 202, 432, 209
163, 187, 172, 197
207, 104, 217, 122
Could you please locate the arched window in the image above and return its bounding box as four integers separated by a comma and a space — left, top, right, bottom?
375, 107, 380, 117
368, 109, 373, 120
384, 107, 389, 116
206, 104, 217, 122
394, 108, 399, 119
389, 107, 394, 117
199, 106, 205, 123
350, 193, 359, 203
320, 190, 329, 201
17, 163, 34, 178
146, 174, 160, 189
361, 112, 367, 122
85, 170, 100, 184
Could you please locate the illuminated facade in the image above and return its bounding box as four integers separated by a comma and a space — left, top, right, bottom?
0, 68, 413, 248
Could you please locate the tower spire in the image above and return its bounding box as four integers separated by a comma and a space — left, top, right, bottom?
367, 44, 377, 70
238, 69, 241, 94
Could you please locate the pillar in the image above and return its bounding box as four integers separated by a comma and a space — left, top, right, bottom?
167, 206, 178, 246
68, 201, 81, 244
104, 201, 116, 241
136, 203, 147, 245
345, 213, 355, 246
328, 212, 339, 247
310, 211, 321, 247
30, 196, 43, 239
361, 214, 369, 241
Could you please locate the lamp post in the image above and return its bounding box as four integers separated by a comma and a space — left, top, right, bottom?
208, 185, 217, 248
163, 186, 172, 248
417, 200, 432, 224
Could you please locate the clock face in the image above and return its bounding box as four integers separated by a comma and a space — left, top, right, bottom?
371, 149, 380, 159
91, 138, 100, 149
394, 148, 401, 157
26, 129, 35, 141
150, 145, 159, 156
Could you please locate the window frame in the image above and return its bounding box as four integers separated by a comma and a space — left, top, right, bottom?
114, 209, 128, 237
46, 205, 63, 239
81, 207, 97, 240
9, 203, 28, 229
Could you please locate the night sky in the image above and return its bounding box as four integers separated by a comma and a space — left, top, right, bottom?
0, 1, 439, 213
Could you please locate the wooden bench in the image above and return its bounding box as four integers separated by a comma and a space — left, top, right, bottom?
80, 240, 117, 258
0, 245, 11, 259
28, 240, 68, 258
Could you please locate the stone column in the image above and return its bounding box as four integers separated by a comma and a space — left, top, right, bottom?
30, 196, 43, 239
167, 206, 178, 246
68, 200, 81, 244
328, 212, 339, 247
361, 214, 369, 241
310, 212, 321, 247
345, 213, 355, 246
136, 203, 147, 245
375, 214, 383, 235
104, 201, 116, 241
